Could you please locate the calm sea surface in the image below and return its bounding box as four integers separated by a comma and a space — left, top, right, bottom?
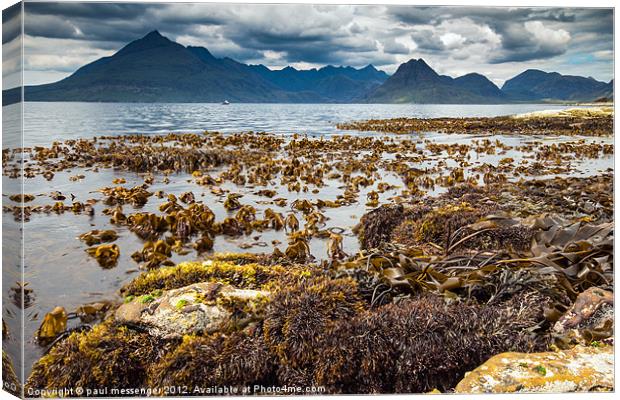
1, 102, 587, 147
1, 102, 612, 376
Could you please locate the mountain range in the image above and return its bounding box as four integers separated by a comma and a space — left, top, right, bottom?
4, 30, 613, 105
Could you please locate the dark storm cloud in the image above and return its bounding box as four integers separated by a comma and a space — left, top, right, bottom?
20, 2, 614, 85
26, 2, 150, 19
2, 3, 21, 44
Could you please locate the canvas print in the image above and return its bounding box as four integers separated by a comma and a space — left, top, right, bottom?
1, 1, 615, 397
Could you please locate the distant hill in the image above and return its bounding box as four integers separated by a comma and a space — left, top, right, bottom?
501, 69, 613, 102
4, 30, 613, 105
20, 31, 387, 104
363, 58, 506, 104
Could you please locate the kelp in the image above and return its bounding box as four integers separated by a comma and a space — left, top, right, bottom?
78, 229, 118, 246
337, 114, 613, 137
85, 243, 120, 268
345, 214, 612, 305
36, 307, 68, 344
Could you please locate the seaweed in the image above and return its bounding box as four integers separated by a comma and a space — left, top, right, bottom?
355, 204, 407, 249
120, 260, 321, 297
148, 332, 277, 392
311, 292, 549, 393
26, 322, 178, 395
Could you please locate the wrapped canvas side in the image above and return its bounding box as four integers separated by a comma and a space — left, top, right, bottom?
2, 2, 24, 399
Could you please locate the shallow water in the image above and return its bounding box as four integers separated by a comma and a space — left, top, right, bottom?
1, 101, 613, 376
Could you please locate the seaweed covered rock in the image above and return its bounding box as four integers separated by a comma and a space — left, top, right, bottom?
309, 292, 550, 393
116, 282, 269, 338
263, 276, 365, 372
26, 322, 178, 394
26, 256, 591, 395
390, 202, 533, 253
552, 287, 614, 348
121, 259, 321, 297
148, 332, 277, 392
454, 344, 614, 393
355, 204, 408, 249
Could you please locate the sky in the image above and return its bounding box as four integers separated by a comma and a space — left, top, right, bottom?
2, 2, 615, 89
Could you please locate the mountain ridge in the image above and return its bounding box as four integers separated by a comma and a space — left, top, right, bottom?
3, 31, 613, 105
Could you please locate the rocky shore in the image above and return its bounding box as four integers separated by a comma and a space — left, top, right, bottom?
2, 110, 614, 395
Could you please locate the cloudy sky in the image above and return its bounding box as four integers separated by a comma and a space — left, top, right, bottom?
2, 2, 614, 88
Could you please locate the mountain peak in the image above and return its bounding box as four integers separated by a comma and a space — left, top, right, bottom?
138, 30, 172, 45
145, 30, 163, 38
116, 30, 176, 56
393, 57, 439, 82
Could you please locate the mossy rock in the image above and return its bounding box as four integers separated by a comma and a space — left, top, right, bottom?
116, 282, 269, 338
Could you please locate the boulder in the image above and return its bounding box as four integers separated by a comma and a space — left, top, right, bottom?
455, 345, 614, 393
115, 282, 268, 338
553, 287, 613, 347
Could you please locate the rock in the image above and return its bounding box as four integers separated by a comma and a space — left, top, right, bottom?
553, 287, 613, 347
36, 306, 67, 342
455, 345, 614, 393
115, 282, 268, 338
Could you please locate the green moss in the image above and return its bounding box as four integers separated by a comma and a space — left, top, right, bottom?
533, 365, 547, 376
139, 294, 156, 304
175, 299, 189, 310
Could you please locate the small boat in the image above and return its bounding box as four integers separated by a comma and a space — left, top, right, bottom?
222, 100, 230, 105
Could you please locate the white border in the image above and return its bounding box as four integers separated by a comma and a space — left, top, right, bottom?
0, 1, 616, 400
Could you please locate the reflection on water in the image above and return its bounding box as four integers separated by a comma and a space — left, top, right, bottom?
1, 101, 613, 376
